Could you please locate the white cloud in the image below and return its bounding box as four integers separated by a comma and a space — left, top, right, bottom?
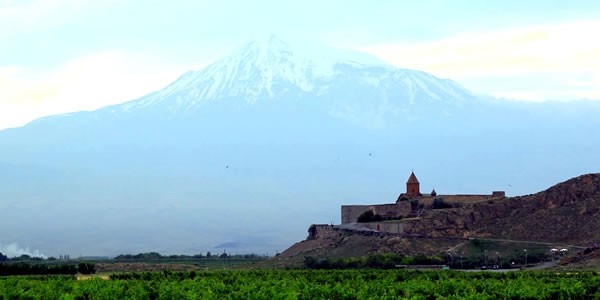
489, 91, 546, 102
354, 20, 600, 101
0, 0, 84, 36
0, 0, 126, 37
0, 51, 196, 129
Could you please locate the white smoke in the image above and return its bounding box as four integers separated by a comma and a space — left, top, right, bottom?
0, 242, 47, 259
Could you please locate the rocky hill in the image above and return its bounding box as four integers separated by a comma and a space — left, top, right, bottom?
556, 243, 600, 270
277, 174, 600, 267
403, 173, 600, 244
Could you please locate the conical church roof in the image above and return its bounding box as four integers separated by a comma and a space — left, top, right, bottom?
407, 171, 419, 184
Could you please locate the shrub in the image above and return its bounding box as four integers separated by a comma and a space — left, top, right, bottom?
432, 197, 452, 209
410, 199, 424, 210
78, 263, 96, 275
357, 210, 384, 223
0, 262, 77, 276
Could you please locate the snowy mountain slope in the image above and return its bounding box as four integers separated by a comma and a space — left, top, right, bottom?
104, 35, 475, 117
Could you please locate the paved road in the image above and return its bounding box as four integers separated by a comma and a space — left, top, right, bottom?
525, 260, 561, 270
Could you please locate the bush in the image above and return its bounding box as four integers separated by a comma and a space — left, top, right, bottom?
357, 210, 384, 223
410, 199, 424, 210
432, 197, 452, 209
0, 263, 77, 276
78, 263, 96, 275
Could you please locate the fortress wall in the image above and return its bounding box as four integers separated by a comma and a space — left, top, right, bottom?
341, 205, 369, 224
359, 222, 404, 234
417, 196, 435, 206
308, 224, 338, 240
419, 194, 505, 205
441, 194, 497, 202
341, 202, 411, 224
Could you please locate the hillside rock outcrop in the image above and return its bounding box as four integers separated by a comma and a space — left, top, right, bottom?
402, 174, 600, 245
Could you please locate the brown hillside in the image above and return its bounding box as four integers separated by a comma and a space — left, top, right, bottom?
278, 174, 600, 267
489, 173, 599, 243
556, 244, 600, 270
487, 173, 600, 244
274, 233, 462, 267
402, 173, 600, 245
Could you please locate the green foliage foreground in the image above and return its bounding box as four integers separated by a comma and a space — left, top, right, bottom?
1, 270, 600, 299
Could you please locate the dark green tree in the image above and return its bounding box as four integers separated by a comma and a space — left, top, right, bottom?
77, 263, 96, 275
357, 210, 384, 222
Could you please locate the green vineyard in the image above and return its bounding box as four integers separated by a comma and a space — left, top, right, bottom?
1, 270, 600, 299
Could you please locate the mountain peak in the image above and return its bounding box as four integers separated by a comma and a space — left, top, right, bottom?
238, 34, 387, 66
244, 34, 291, 52
115, 35, 473, 115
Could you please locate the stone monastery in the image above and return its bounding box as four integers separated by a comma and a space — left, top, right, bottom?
341, 172, 505, 224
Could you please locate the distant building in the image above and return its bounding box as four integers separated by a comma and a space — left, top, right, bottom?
341, 171, 506, 224
404, 171, 421, 198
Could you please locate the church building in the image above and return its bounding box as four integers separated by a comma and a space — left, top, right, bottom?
340, 171, 506, 224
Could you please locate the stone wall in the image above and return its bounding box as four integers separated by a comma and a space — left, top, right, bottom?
358, 222, 405, 234
417, 193, 505, 206
341, 202, 411, 224
307, 224, 338, 240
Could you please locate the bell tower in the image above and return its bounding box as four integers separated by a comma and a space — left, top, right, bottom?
406, 171, 421, 198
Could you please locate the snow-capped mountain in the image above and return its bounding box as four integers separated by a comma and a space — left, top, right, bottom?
108, 35, 474, 117
0, 36, 599, 257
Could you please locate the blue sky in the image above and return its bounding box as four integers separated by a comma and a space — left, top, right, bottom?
1, 0, 599, 129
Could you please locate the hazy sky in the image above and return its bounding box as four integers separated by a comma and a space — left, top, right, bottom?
1, 0, 599, 129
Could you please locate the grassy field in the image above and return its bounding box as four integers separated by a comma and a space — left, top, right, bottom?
2, 269, 600, 299
97, 257, 265, 272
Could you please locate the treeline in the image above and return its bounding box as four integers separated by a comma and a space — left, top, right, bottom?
0, 252, 73, 262
0, 253, 46, 262
0, 262, 95, 276
304, 253, 445, 269
114, 252, 268, 260
2, 251, 268, 263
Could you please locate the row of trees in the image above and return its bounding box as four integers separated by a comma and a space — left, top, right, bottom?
114, 252, 268, 260
304, 253, 445, 269
0, 253, 46, 262
2, 251, 268, 262
0, 252, 75, 262
0, 262, 95, 276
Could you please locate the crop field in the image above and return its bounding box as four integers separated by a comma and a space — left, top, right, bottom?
1, 269, 600, 299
